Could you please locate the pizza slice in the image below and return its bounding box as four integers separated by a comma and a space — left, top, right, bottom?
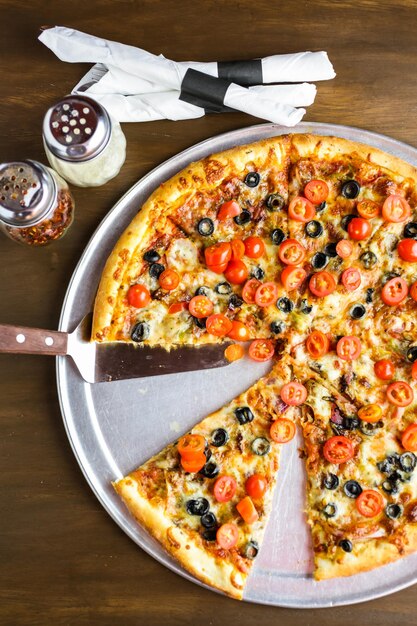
113, 356, 300, 599
293, 362, 417, 580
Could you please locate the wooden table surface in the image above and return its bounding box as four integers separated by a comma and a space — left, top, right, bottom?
1, 1, 417, 624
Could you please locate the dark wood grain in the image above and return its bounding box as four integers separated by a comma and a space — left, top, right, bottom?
1, 1, 417, 624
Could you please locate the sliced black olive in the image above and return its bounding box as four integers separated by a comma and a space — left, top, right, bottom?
403, 222, 417, 239
322, 503, 337, 518
311, 252, 328, 269
244, 541, 259, 559
382, 479, 399, 494
197, 217, 215, 236
341, 214, 356, 231
350, 304, 366, 320
407, 346, 417, 363
251, 266, 265, 280
234, 209, 251, 225
245, 172, 260, 187
193, 316, 207, 329
366, 288, 374, 303
266, 193, 285, 211
186, 497, 210, 516
199, 462, 219, 478
317, 201, 326, 211
399, 452, 417, 472
195, 285, 210, 297
235, 406, 254, 425
251, 437, 271, 456
360, 251, 378, 269
211, 428, 229, 447
202, 528, 217, 541
323, 473, 339, 490
149, 262, 165, 278
342, 416, 360, 430
339, 539, 353, 553
299, 299, 313, 314
143, 249, 160, 263
201, 512, 217, 528
324, 242, 338, 257
270, 320, 286, 334
385, 503, 403, 520
343, 480, 363, 498
378, 457, 398, 474
131, 322, 150, 342
305, 220, 324, 238
215, 282, 232, 295
360, 420, 383, 436
229, 294, 243, 309
341, 180, 360, 199
277, 297, 294, 313
271, 228, 286, 244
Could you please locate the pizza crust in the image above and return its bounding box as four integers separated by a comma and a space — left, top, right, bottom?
113, 475, 246, 600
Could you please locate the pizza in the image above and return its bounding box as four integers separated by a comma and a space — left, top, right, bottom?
113, 358, 299, 600
93, 133, 417, 596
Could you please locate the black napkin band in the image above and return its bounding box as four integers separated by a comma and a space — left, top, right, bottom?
218, 59, 263, 86
179, 68, 235, 113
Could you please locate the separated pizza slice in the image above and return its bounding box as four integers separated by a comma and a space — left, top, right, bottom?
113, 356, 300, 599
292, 362, 417, 580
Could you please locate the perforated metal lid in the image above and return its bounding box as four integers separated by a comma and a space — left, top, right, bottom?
43, 95, 111, 162
0, 160, 57, 226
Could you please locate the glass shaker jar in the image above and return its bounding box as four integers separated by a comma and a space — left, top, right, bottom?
0, 160, 75, 246
42, 95, 126, 187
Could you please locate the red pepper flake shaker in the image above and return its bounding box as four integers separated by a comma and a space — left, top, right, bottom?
0, 160, 75, 246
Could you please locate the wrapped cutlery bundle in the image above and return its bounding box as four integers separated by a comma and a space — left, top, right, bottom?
39, 26, 335, 126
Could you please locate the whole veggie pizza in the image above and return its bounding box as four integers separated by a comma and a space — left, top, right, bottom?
92, 134, 417, 599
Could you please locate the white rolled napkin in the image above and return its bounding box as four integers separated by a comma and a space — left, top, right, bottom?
39, 26, 335, 126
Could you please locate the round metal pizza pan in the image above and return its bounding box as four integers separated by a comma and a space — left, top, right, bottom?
57, 121, 417, 608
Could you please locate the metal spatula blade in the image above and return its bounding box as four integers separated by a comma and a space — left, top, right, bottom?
0, 314, 232, 383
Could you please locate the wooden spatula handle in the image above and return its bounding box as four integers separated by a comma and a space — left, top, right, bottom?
0, 324, 68, 356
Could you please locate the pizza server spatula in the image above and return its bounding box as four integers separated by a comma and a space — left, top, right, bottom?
0, 313, 232, 383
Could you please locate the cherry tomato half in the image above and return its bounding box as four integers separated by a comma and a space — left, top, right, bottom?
336, 336, 362, 361
127, 284, 151, 308
309, 271, 337, 297
181, 453, 206, 473
270, 418, 296, 443
356, 490, 384, 517
398, 238, 417, 262
206, 313, 233, 337
224, 259, 249, 284
207, 261, 229, 274
255, 282, 279, 307
159, 269, 180, 291
218, 200, 241, 221
323, 435, 355, 464
168, 301, 188, 315
281, 265, 307, 291
188, 295, 214, 318
216, 523, 239, 549
177, 434, 206, 460
205, 242, 232, 267
412, 361, 417, 381
213, 475, 237, 503
382, 195, 411, 223
357, 199, 381, 220
306, 330, 330, 358
336, 239, 353, 259
242, 278, 261, 304
280, 382, 307, 406
358, 404, 383, 424
224, 343, 245, 362
341, 267, 361, 291
248, 339, 275, 362
348, 217, 372, 241
374, 359, 395, 380
386, 381, 414, 407
236, 496, 259, 524
381, 277, 408, 306
227, 320, 251, 342
304, 179, 329, 205
410, 281, 417, 302
245, 474, 268, 500
288, 196, 316, 222
244, 236, 265, 259
402, 424, 417, 452
231, 239, 245, 260
278, 239, 307, 266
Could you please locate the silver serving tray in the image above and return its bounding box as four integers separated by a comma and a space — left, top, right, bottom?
57, 122, 417, 607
